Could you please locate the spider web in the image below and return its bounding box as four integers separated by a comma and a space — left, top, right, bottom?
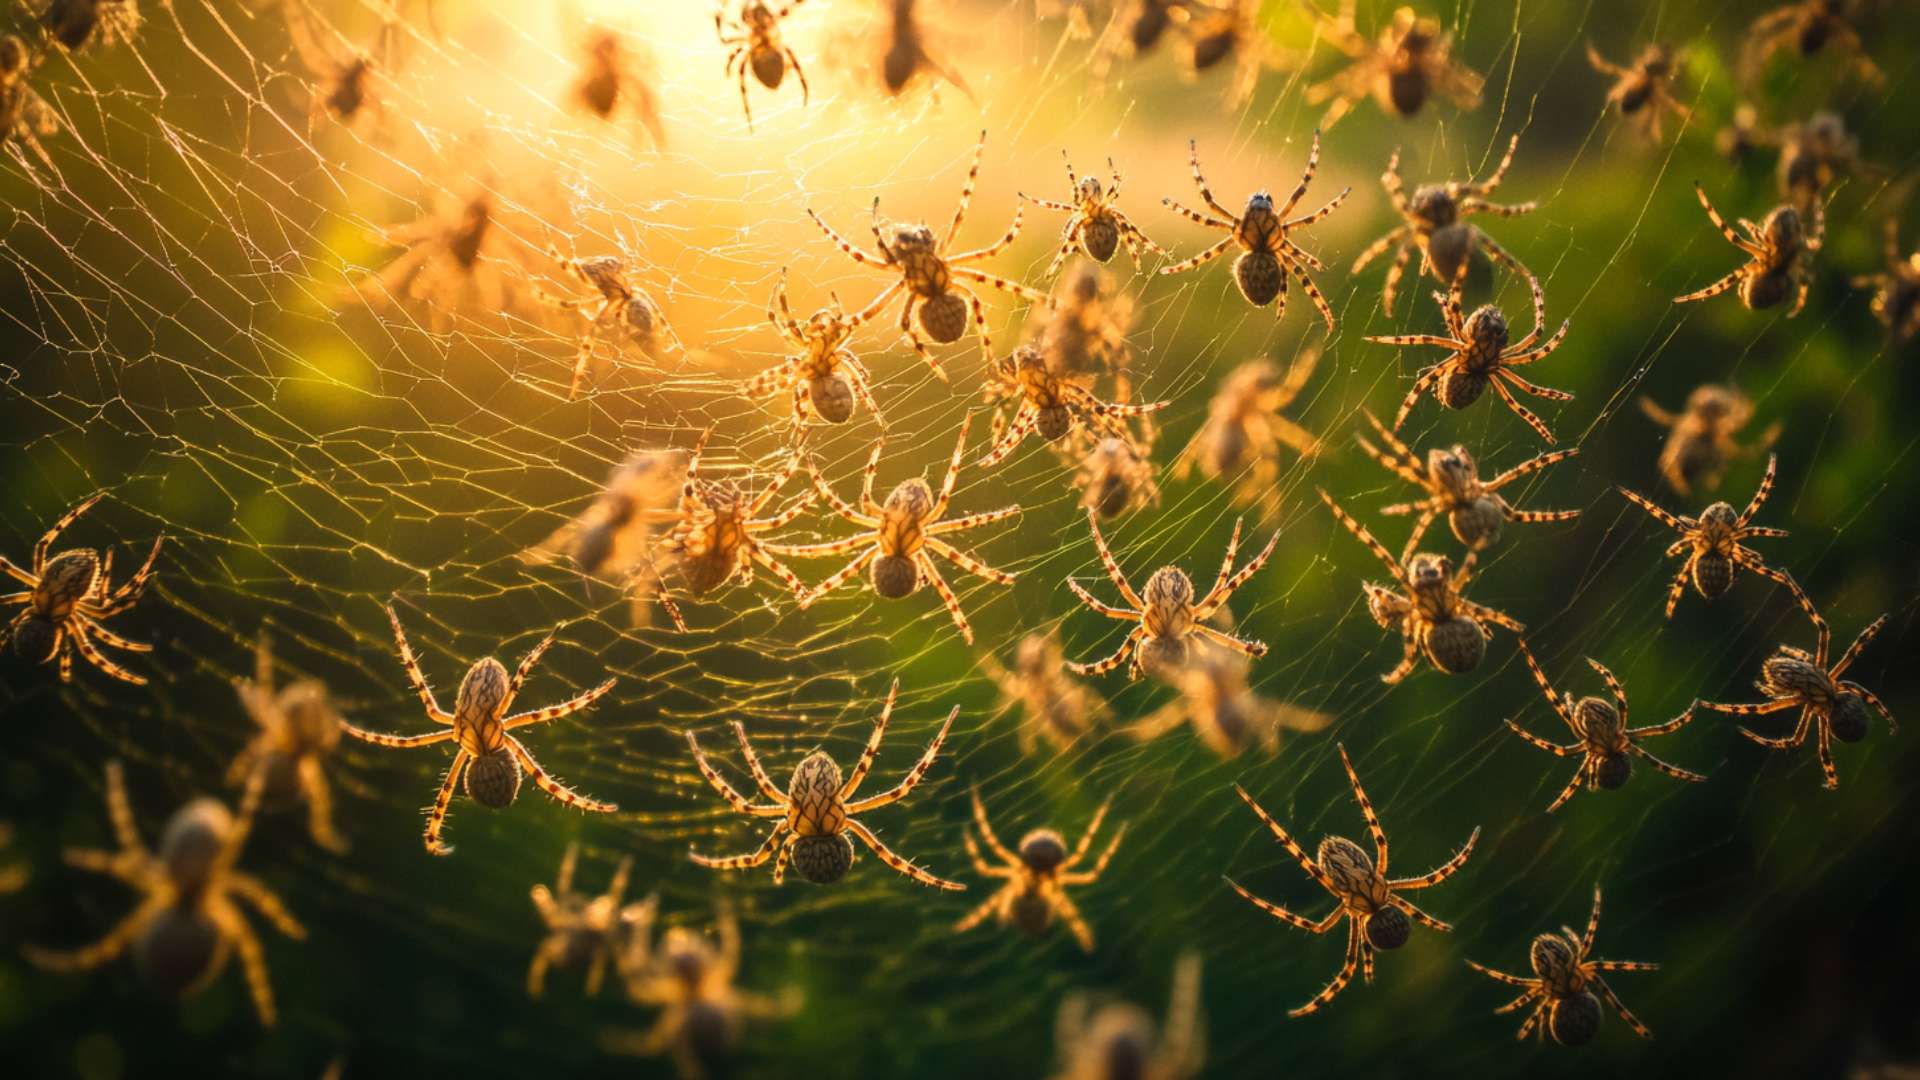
1, 0, 1917, 1076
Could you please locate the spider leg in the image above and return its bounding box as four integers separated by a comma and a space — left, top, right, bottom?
949, 206, 1027, 265
1815, 717, 1840, 789
690, 821, 787, 872
1504, 718, 1580, 757
1674, 269, 1744, 306
1466, 959, 1537, 989
1849, 684, 1896, 733
793, 547, 880, 608
1629, 702, 1698, 738
23, 888, 172, 975
914, 554, 976, 643
1233, 783, 1339, 893
203, 897, 281, 1026
1460, 599, 1524, 635
505, 736, 617, 814
422, 749, 470, 856
1042, 215, 1087, 278
953, 882, 1015, 933
226, 870, 307, 941
846, 703, 958, 814
1276, 130, 1324, 218
962, 830, 1016, 879
1050, 882, 1098, 952
1067, 577, 1137, 619
1382, 627, 1420, 685
1390, 827, 1479, 890
502, 678, 615, 730
846, 819, 965, 890
1541, 761, 1590, 813
1192, 622, 1268, 659
1198, 521, 1280, 615
1079, 508, 1146, 607
1288, 919, 1361, 1018
927, 506, 1022, 536
1318, 488, 1406, 580
785, 45, 808, 104
925, 538, 1016, 586
1063, 817, 1124, 882
1388, 892, 1456, 931
1225, 878, 1344, 933
0, 556, 35, 588
942, 130, 988, 251
838, 679, 898, 797
1281, 249, 1338, 331
1067, 624, 1146, 677
386, 605, 453, 723
1590, 973, 1654, 1038
929, 414, 973, 520
806, 208, 891, 269
967, 788, 1017, 863
1349, 227, 1409, 275
1630, 743, 1709, 783
34, 492, 105, 571
65, 624, 147, 685
1396, 507, 1439, 565
1692, 182, 1765, 254
1389, 365, 1448, 432
1488, 378, 1560, 443
1830, 614, 1888, 679
1157, 235, 1235, 276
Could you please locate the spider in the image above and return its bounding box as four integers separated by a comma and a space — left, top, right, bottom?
340, 606, 618, 855
807, 131, 1047, 378
1349, 134, 1538, 317
716, 1, 809, 130
1302, 2, 1483, 127
1741, 0, 1881, 87
1175, 350, 1322, 522
1, 491, 161, 685
1, 34, 59, 166
745, 269, 883, 428
1586, 42, 1691, 143
647, 429, 815, 631
1769, 111, 1883, 213
684, 679, 963, 889
878, 0, 972, 99
520, 448, 688, 628
1355, 409, 1580, 563
228, 633, 348, 854
1466, 885, 1658, 1045
1638, 382, 1780, 496
1700, 596, 1893, 789
1025, 153, 1169, 277
1127, 643, 1331, 758
1182, 0, 1288, 107
980, 345, 1168, 468
1160, 133, 1349, 330
571, 26, 667, 147
1618, 453, 1802, 619
1072, 431, 1161, 520
1065, 508, 1278, 680
36, 0, 140, 51
1674, 182, 1823, 317
539, 239, 681, 398
1052, 952, 1205, 1080
1318, 488, 1525, 683
355, 191, 529, 330
765, 417, 1021, 645
527, 842, 634, 998
1228, 745, 1478, 1018
957, 790, 1125, 951
1852, 217, 1920, 342
1029, 260, 1137, 384
282, 0, 387, 133
981, 630, 1112, 754
24, 762, 305, 1026
1368, 265, 1572, 444
1505, 641, 1706, 813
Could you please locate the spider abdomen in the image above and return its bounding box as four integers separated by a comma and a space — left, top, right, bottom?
11, 616, 59, 663
1082, 216, 1121, 262
917, 292, 969, 343
1365, 904, 1411, 950
1425, 224, 1473, 285
791, 833, 855, 884
809, 374, 856, 423
1595, 752, 1633, 790
1438, 368, 1489, 411
1233, 251, 1283, 306
465, 749, 522, 808
1010, 889, 1056, 937
1037, 404, 1074, 442
1549, 991, 1604, 1046
1742, 269, 1793, 310
750, 47, 785, 89
1387, 67, 1428, 116
133, 907, 221, 999
1448, 498, 1506, 549
1422, 617, 1486, 674
872, 554, 920, 598
1830, 693, 1871, 743
1690, 551, 1734, 599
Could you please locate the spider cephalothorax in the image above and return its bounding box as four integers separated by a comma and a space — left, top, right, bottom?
1638, 382, 1779, 496
1587, 42, 1691, 142
2, 492, 162, 685
1357, 409, 1579, 562
1675, 183, 1823, 316
747, 270, 882, 427
1507, 643, 1706, 812
1852, 218, 1920, 343
957, 791, 1124, 950
1619, 453, 1799, 618
1351, 135, 1537, 316
980, 345, 1167, 467
716, 1, 809, 130
1304, 3, 1483, 126
1468, 885, 1659, 1045
1025, 153, 1168, 276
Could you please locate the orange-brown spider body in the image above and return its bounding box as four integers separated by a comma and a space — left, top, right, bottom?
1130, 645, 1331, 758
2, 493, 161, 685
982, 631, 1111, 754
42, 0, 140, 52
540, 243, 679, 397
1076, 434, 1159, 520
1742, 0, 1880, 86
1675, 184, 1823, 316
1587, 42, 1691, 142
1356, 410, 1580, 561
1352, 136, 1538, 316
1852, 219, 1920, 343
646, 431, 813, 628
1026, 155, 1168, 276
1305, 4, 1483, 126
1638, 383, 1778, 495
716, 1, 809, 129
229, 635, 347, 853
958, 792, 1124, 950
572, 28, 666, 146
1507, 644, 1705, 812
1052, 954, 1205, 1080
1619, 454, 1798, 618
1468, 886, 1659, 1045
1177, 352, 1320, 520
786, 752, 855, 882
612, 900, 799, 1078
981, 345, 1167, 467
527, 843, 634, 998
1031, 261, 1136, 382
748, 272, 880, 426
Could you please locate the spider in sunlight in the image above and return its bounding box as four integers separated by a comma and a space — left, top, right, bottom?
1853, 217, 1920, 342
1182, 0, 1291, 108
1176, 350, 1322, 522
1072, 430, 1161, 520
807, 130, 1047, 378
745, 269, 883, 428
1228, 745, 1478, 1018
1368, 264, 1572, 444
1350, 134, 1538, 317
571, 25, 666, 147
1024, 152, 1169, 276
1029, 260, 1137, 386
520, 448, 688, 629
1618, 453, 1803, 619
539, 238, 681, 398
228, 633, 348, 854
1052, 952, 1205, 1080
1127, 643, 1331, 759
36, 0, 140, 52
1355, 409, 1579, 563
716, 1, 809, 130
1769, 111, 1884, 214
1586, 41, 1691, 143
1, 35, 59, 166
1741, 0, 1881, 88
1700, 594, 1893, 789
1301, 2, 1483, 127
765, 417, 1021, 644
685, 679, 963, 889
878, 0, 972, 99
1638, 382, 1779, 496
981, 630, 1112, 754
1674, 182, 1823, 318
957, 790, 1125, 952
24, 762, 305, 1026
354, 190, 531, 330
980, 345, 1168, 468
282, 0, 388, 134
527, 842, 635, 999
340, 606, 617, 855
1466, 885, 1658, 1045
1065, 507, 1279, 680
2, 491, 161, 685
1505, 641, 1706, 813
1160, 133, 1350, 330
1318, 488, 1525, 683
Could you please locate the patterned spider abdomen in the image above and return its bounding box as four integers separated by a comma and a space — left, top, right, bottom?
809, 374, 857, 423
465, 749, 522, 808
160, 799, 232, 896
1448, 497, 1506, 550
1549, 991, 1604, 1047
1082, 211, 1120, 264
1037, 403, 1074, 442
792, 834, 855, 884
872, 554, 920, 598
1528, 930, 1581, 985
1690, 552, 1734, 599
919, 291, 969, 343
133, 906, 221, 999
1365, 902, 1411, 950
1422, 617, 1486, 674
1233, 251, 1283, 306
1385, 26, 1439, 115
1438, 367, 1489, 411
1009, 887, 1057, 938
1829, 692, 1871, 743
1138, 568, 1197, 673
1595, 751, 1633, 790
1189, 23, 1235, 70
577, 33, 622, 117
31, 549, 99, 621
45, 0, 117, 52
1315, 835, 1395, 940
1131, 3, 1173, 50
787, 748, 855, 880
750, 47, 786, 90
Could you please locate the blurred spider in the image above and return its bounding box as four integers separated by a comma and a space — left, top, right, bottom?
1052, 952, 1205, 1080
746, 269, 882, 428
36, 0, 140, 51
1025, 153, 1169, 276
767, 418, 1021, 644
980, 630, 1112, 754
2, 492, 161, 685
980, 345, 1168, 468
24, 762, 304, 1026
1618, 454, 1802, 619
957, 790, 1125, 951
1355, 409, 1579, 563
1228, 745, 1478, 1017
1466, 885, 1658, 1045
355, 191, 528, 329
1506, 641, 1706, 813
1674, 182, 1823, 317
0, 824, 24, 894
1066, 508, 1278, 679
808, 131, 1046, 377
1027, 260, 1137, 397
1319, 489, 1524, 682
1586, 42, 1691, 143
1103, 1, 1195, 59
1350, 135, 1537, 317
340, 606, 617, 855
1741, 0, 1881, 87
571, 26, 666, 147
716, 1, 809, 130
282, 0, 388, 133
228, 633, 347, 853
879, 0, 971, 98
1, 34, 59, 166
1853, 218, 1920, 342
1369, 266, 1572, 444
1701, 597, 1893, 789
539, 239, 681, 398
1182, 0, 1289, 107
1175, 350, 1322, 522
1716, 102, 1767, 163
1638, 382, 1780, 496
685, 679, 963, 889
1128, 643, 1331, 758
648, 430, 815, 631
1302, 2, 1483, 127
527, 842, 633, 998
1072, 431, 1161, 520
520, 448, 687, 628
1770, 111, 1883, 213
1160, 134, 1349, 329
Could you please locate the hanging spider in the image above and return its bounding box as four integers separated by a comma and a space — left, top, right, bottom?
527, 842, 634, 998
571, 26, 666, 148
877, 0, 972, 99
1175, 350, 1322, 522
957, 790, 1125, 951
538, 239, 681, 399
1741, 0, 1881, 87
1700, 596, 1893, 789
228, 633, 348, 854
1, 34, 59, 166
716, 1, 809, 130
1852, 217, 1920, 342
1027, 260, 1138, 398
765, 418, 1021, 645
35, 0, 141, 51
685, 679, 963, 889
1618, 454, 1803, 620
24, 762, 304, 1026
282, 0, 388, 133
1071, 430, 1161, 520
354, 191, 529, 330
1318, 489, 1525, 683
1586, 42, 1691, 143
340, 607, 618, 855
1466, 885, 1659, 1045
1127, 642, 1331, 758
1065, 508, 1278, 680
1228, 745, 1478, 1018
980, 630, 1112, 754
980, 346, 1168, 468
1052, 953, 1205, 1080
1160, 133, 1349, 330
1025, 153, 1169, 277
1770, 111, 1883, 214
646, 430, 815, 631
1349, 135, 1538, 317
746, 269, 883, 428
1505, 641, 1706, 813
1355, 409, 1579, 563
1370, 266, 1572, 444
1, 492, 161, 685
1181, 0, 1290, 107
1302, 2, 1483, 127
520, 448, 688, 628
1674, 182, 1823, 317
808, 131, 1047, 378
1638, 383, 1780, 496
